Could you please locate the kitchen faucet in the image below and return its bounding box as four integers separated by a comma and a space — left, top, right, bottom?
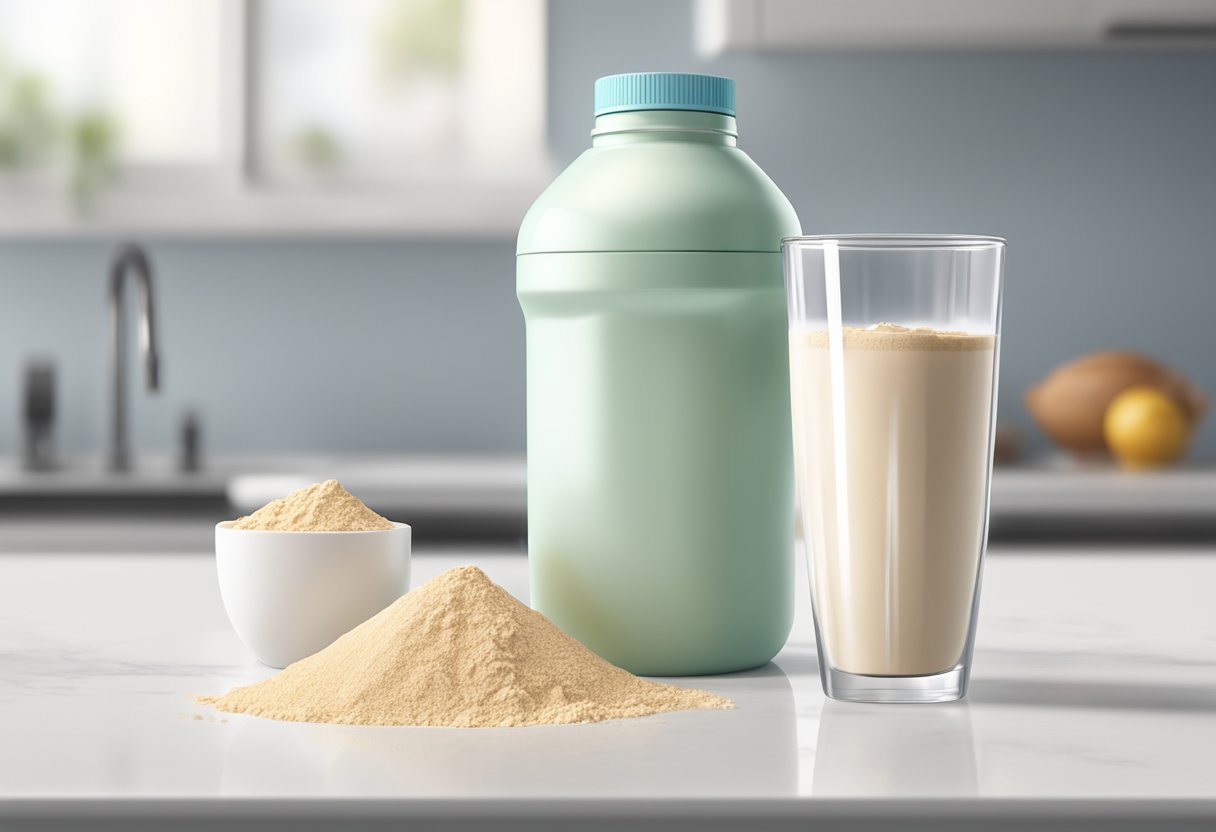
108, 243, 160, 471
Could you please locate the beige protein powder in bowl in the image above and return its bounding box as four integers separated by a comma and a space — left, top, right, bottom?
215, 480, 411, 668
232, 479, 395, 532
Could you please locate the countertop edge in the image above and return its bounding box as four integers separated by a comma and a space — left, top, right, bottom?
3, 797, 1214, 822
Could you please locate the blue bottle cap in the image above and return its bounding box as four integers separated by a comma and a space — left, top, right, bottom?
593, 72, 735, 117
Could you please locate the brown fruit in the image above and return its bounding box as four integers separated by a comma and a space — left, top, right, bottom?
1025, 351, 1206, 454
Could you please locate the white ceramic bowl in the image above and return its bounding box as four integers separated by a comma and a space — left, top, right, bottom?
214, 521, 411, 668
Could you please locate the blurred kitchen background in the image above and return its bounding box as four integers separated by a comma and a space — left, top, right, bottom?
2, 0, 1215, 549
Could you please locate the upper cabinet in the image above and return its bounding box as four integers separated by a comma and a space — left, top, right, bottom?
696, 0, 1216, 53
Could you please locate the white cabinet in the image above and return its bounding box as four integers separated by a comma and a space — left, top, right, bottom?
696, 0, 1216, 53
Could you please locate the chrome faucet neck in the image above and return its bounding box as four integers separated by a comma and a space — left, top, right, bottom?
108, 243, 161, 472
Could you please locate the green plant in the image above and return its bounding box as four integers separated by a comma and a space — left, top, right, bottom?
0, 71, 57, 168
69, 110, 117, 212
377, 0, 465, 80
292, 124, 342, 173
0, 49, 120, 211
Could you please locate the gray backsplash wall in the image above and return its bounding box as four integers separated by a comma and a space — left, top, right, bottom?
3, 0, 1215, 459
0, 240, 524, 455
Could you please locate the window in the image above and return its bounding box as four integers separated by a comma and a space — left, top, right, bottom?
0, 0, 549, 235
255, 0, 546, 189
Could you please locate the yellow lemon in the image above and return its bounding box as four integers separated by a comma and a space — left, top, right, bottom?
1103, 386, 1190, 468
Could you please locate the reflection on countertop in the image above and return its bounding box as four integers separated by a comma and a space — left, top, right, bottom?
812, 701, 978, 797
218, 662, 798, 800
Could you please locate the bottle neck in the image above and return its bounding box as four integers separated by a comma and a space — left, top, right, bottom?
591, 110, 738, 147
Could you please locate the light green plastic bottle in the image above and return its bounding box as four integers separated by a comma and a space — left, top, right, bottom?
517, 73, 801, 676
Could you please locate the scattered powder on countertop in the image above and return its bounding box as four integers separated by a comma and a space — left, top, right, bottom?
231, 479, 393, 531
197, 566, 733, 727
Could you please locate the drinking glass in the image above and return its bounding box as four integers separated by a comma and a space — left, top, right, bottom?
783, 235, 1004, 703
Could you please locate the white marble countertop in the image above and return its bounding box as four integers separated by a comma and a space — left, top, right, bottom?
2, 545, 1215, 830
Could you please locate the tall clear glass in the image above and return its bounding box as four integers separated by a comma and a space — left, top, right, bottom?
783, 235, 1004, 704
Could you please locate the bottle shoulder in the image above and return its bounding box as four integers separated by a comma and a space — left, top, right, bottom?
517, 143, 801, 255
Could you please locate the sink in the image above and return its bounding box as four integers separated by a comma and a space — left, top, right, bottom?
0, 455, 527, 551
227, 456, 525, 517
0, 456, 243, 499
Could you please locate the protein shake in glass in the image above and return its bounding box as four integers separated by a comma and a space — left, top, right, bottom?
783, 235, 1004, 704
